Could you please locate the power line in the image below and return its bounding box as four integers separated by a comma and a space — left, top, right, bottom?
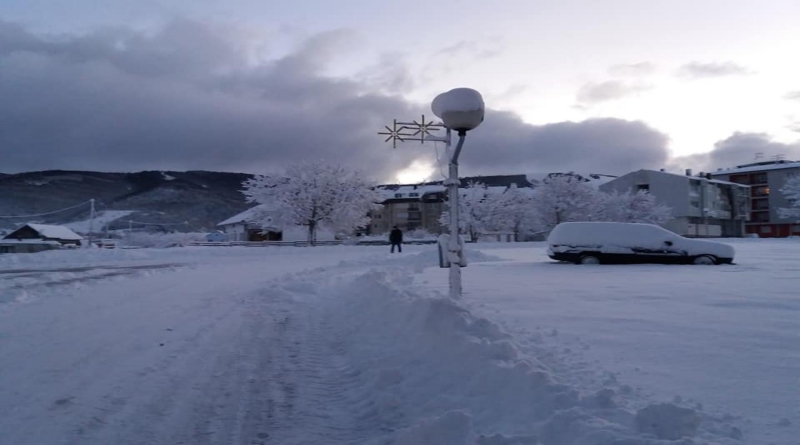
0, 200, 91, 218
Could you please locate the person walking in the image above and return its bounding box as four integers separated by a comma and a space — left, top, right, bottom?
389, 225, 403, 253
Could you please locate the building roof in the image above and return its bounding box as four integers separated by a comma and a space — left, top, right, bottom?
217, 205, 266, 226
607, 169, 748, 188
710, 160, 800, 175
4, 223, 84, 241
527, 172, 618, 189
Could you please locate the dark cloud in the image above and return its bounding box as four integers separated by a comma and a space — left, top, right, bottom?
608, 62, 655, 77
460, 114, 670, 176
676, 61, 751, 79
785, 91, 800, 101
670, 132, 800, 172
575, 80, 651, 105
0, 19, 670, 181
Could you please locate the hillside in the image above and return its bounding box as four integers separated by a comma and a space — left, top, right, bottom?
0, 170, 253, 232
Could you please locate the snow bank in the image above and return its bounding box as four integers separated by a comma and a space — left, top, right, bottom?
278, 268, 738, 444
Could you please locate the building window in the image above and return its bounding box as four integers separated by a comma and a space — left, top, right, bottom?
409, 192, 419, 197
690, 200, 700, 209
752, 186, 770, 197
752, 199, 770, 210
394, 193, 403, 198
637, 184, 650, 191
793, 225, 800, 233
760, 226, 772, 234
751, 212, 769, 222
753, 173, 768, 184
730, 175, 750, 185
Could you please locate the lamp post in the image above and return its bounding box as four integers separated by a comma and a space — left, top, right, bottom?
379, 88, 485, 298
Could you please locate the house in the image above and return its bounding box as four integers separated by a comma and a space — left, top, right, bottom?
710, 160, 800, 237
1, 223, 84, 254
0, 239, 63, 254
599, 169, 750, 237
217, 205, 336, 242
371, 174, 534, 236
3, 223, 84, 245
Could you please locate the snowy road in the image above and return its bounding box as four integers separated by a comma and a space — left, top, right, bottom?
0, 247, 396, 444
0, 242, 794, 443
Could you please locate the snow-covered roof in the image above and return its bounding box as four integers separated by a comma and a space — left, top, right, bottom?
217, 204, 279, 227
637, 170, 748, 187
377, 184, 446, 201
21, 224, 83, 240
711, 161, 800, 175
217, 206, 262, 226
527, 172, 618, 189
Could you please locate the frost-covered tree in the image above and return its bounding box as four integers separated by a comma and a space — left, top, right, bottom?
597, 190, 672, 225
242, 160, 382, 245
491, 184, 538, 241
779, 175, 800, 218
530, 175, 600, 231
440, 182, 498, 241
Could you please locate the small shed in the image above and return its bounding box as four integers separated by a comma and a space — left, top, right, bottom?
3, 223, 84, 246
217, 206, 336, 243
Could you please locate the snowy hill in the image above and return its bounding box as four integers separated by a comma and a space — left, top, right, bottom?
0, 170, 252, 231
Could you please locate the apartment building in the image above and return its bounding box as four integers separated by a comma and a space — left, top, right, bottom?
369, 174, 532, 235
600, 169, 750, 237
710, 160, 800, 237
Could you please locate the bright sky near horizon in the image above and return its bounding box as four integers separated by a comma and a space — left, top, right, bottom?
2, 0, 799, 182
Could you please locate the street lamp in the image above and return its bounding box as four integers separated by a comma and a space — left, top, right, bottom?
379, 88, 485, 298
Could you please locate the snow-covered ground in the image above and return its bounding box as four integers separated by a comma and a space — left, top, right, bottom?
0, 240, 797, 444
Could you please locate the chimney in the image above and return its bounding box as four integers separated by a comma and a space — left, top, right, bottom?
659, 168, 665, 172
705, 173, 712, 180
685, 168, 693, 176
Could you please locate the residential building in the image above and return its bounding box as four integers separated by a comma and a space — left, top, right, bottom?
600, 169, 750, 237
710, 160, 800, 237
370, 174, 533, 235
216, 205, 336, 242
2, 223, 84, 245
1, 223, 84, 254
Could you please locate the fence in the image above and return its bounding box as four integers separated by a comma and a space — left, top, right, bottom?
188, 239, 438, 247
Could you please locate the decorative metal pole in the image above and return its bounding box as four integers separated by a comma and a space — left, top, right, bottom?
379, 88, 484, 299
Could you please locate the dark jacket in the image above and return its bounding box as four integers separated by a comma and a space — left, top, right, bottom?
389, 228, 403, 244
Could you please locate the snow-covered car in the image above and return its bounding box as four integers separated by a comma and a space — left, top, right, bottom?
547, 222, 735, 265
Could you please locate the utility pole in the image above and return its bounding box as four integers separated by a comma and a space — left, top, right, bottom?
87, 199, 95, 248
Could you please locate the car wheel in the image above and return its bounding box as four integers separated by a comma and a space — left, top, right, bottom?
579, 255, 601, 265
693, 255, 717, 265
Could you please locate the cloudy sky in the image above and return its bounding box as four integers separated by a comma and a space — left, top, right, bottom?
1, 0, 800, 182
